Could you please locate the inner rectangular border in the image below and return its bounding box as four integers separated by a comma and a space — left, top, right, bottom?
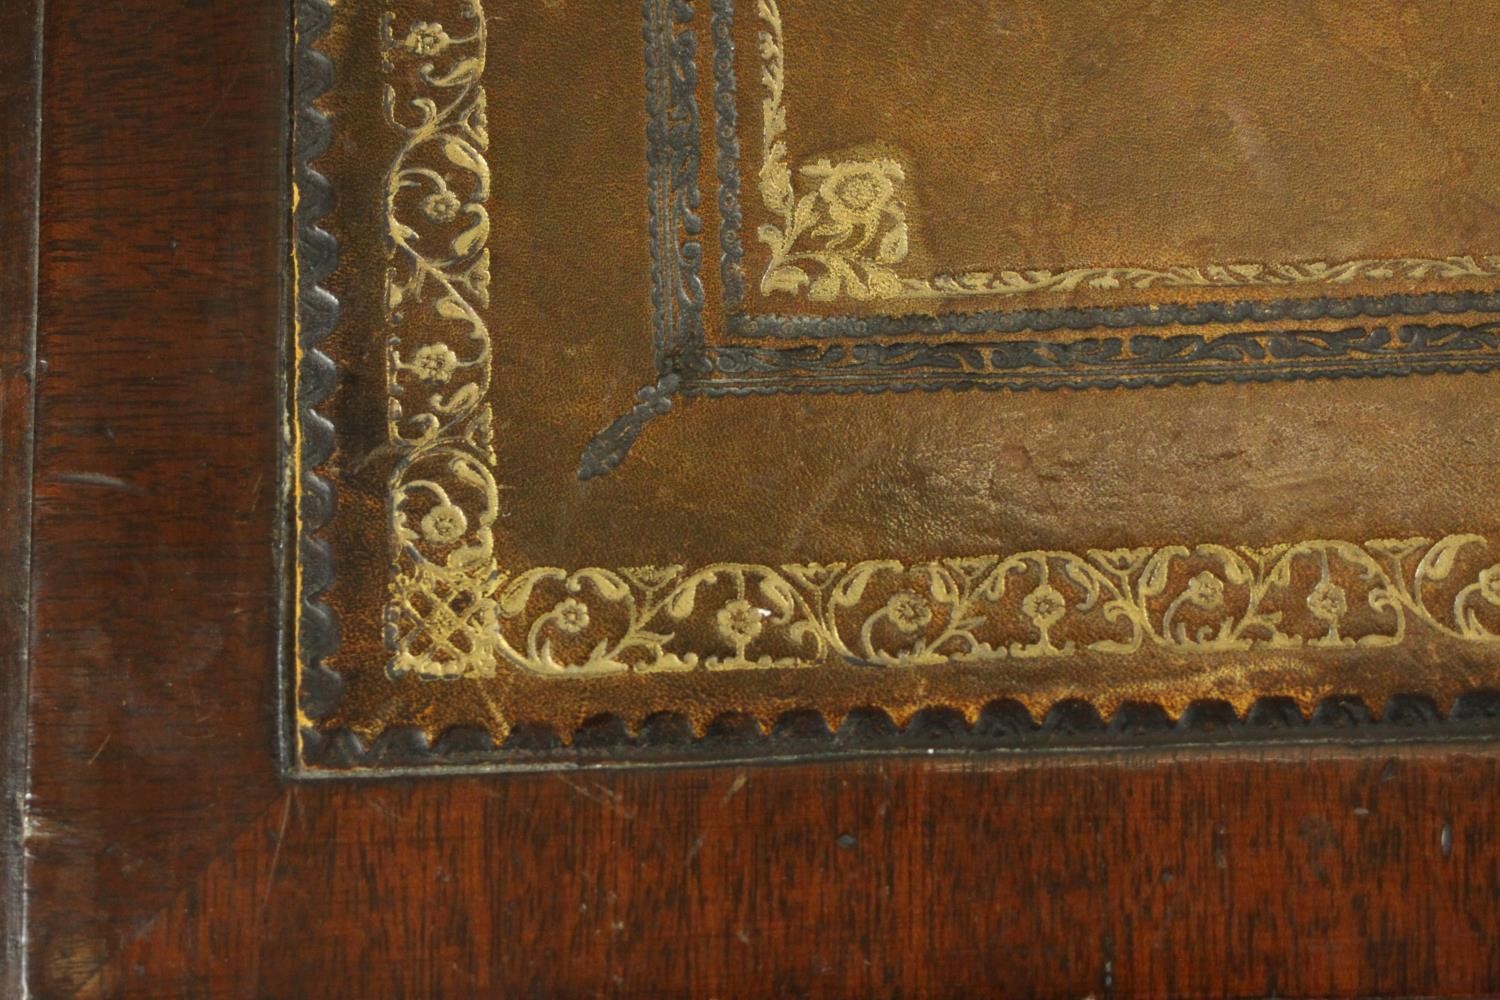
641, 0, 1500, 397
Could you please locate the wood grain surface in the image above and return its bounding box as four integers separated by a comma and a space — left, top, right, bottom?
9, 0, 1500, 996
1, 0, 44, 995
101, 750, 1500, 998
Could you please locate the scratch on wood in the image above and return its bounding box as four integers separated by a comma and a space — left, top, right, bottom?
261, 791, 294, 921
553, 775, 636, 820
85, 734, 109, 765
51, 471, 144, 494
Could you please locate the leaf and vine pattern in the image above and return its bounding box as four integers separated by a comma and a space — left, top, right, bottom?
755, 0, 912, 301
906, 256, 1500, 300
753, 0, 1500, 303
477, 536, 1498, 677
381, 2, 506, 679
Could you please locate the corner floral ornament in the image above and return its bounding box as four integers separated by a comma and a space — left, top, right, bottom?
759, 156, 912, 301
756, 0, 911, 301
552, 598, 591, 636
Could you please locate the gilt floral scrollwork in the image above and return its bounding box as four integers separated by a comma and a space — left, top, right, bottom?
379, 0, 503, 679
477, 536, 1500, 677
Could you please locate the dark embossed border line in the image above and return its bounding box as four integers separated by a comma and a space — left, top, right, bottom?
581, 0, 1500, 474
288, 0, 343, 772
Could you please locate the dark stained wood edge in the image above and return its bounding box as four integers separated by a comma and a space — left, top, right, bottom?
23, 0, 292, 988
87, 744, 1500, 996
0, 0, 43, 992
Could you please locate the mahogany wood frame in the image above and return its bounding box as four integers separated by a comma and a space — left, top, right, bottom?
5, 0, 1500, 995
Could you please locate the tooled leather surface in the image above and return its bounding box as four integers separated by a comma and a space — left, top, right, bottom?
303, 0, 1500, 760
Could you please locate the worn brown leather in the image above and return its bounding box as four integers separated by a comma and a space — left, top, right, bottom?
302, 0, 1500, 756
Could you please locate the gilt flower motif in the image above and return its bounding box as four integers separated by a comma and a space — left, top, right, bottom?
421, 189, 462, 224
1306, 581, 1349, 623
805, 160, 902, 233
884, 592, 933, 635
716, 598, 764, 646
403, 21, 451, 57
553, 598, 590, 635
1021, 583, 1068, 629
1184, 571, 1225, 611
419, 503, 467, 544
409, 343, 459, 384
